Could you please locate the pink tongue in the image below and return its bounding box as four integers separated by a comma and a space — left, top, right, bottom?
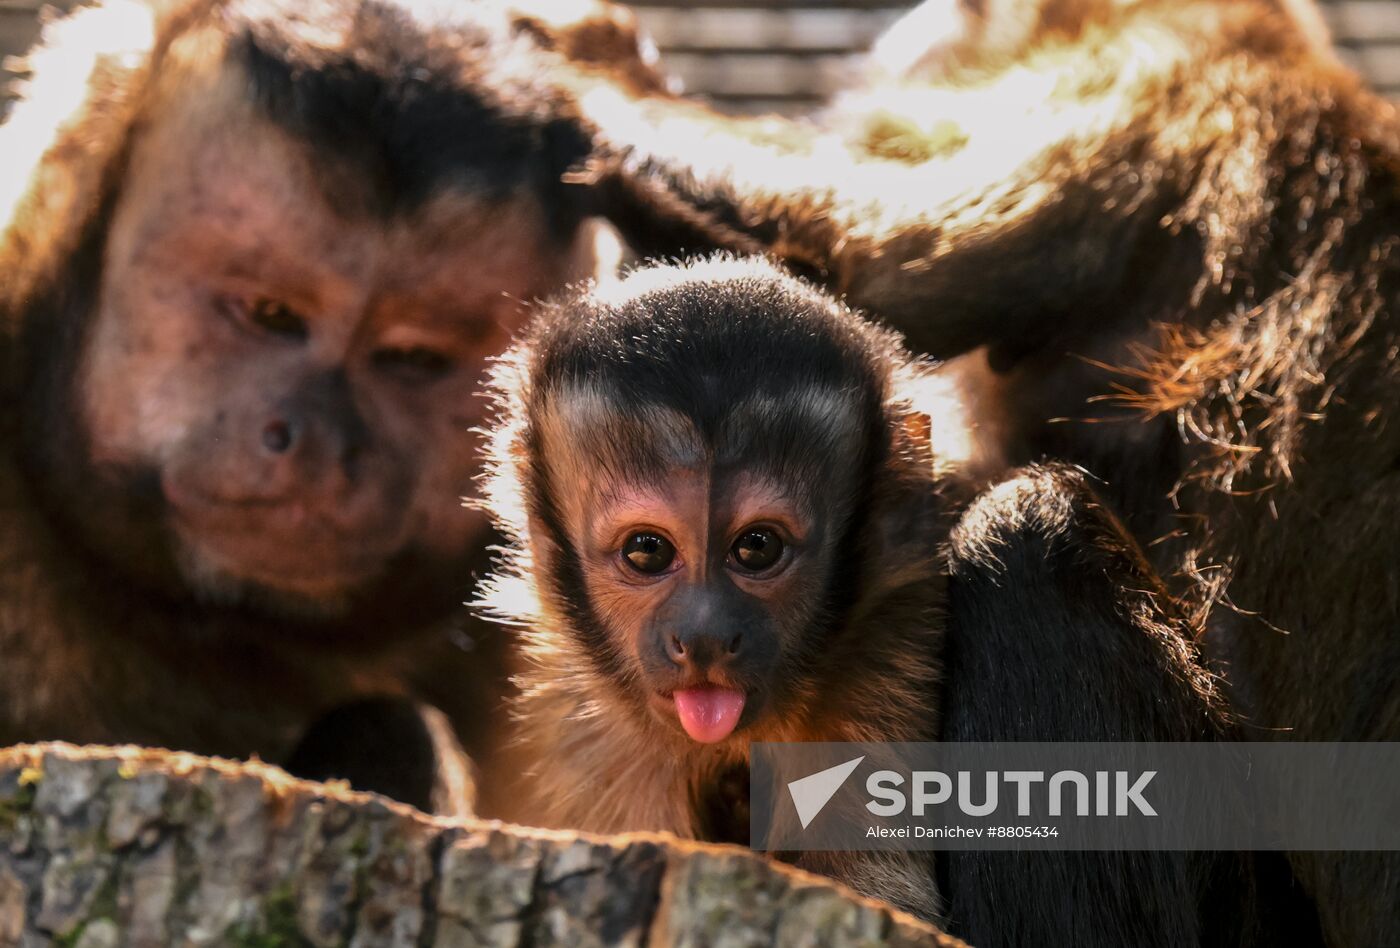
673, 688, 746, 743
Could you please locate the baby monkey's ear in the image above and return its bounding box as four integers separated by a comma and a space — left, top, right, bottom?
859, 408, 947, 599
896, 409, 936, 473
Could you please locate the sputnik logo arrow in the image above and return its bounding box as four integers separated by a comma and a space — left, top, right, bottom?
787, 756, 865, 829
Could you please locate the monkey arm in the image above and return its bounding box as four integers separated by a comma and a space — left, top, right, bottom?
574, 2, 1329, 362
577, 66, 1182, 360
944, 463, 1227, 740
282, 697, 477, 819
937, 464, 1244, 947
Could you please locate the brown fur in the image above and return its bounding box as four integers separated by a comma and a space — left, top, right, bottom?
508, 0, 670, 97
0, 0, 653, 812
564, 0, 1400, 941
471, 258, 1244, 940
475, 258, 962, 919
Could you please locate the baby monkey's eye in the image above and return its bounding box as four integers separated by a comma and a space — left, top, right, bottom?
622, 533, 676, 574
731, 528, 783, 573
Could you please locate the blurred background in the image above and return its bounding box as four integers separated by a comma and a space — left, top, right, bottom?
4, 0, 1400, 115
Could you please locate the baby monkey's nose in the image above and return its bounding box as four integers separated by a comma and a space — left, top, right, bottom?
665, 627, 744, 669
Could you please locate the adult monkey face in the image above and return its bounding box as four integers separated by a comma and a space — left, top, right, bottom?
82, 69, 563, 611
0, 0, 665, 809
15, 0, 619, 618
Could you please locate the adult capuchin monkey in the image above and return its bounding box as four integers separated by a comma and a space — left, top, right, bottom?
474, 255, 1258, 947
0, 0, 663, 815
541, 0, 1394, 941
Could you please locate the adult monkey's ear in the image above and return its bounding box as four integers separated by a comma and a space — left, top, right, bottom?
852, 405, 951, 612
861, 353, 991, 607
493, 1, 670, 276
507, 0, 671, 97
0, 0, 183, 312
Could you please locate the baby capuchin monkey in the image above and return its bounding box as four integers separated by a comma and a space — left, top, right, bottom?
476, 257, 1244, 945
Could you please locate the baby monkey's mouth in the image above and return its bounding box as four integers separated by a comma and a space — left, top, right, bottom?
650, 685, 751, 743
673, 686, 747, 742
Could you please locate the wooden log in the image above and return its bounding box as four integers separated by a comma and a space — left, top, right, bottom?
0, 744, 961, 947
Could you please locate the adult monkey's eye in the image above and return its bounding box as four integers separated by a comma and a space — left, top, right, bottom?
731, 528, 783, 572
372, 346, 455, 381
622, 533, 677, 574
249, 299, 308, 340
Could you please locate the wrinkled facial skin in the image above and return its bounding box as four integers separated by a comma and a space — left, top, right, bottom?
78, 72, 584, 616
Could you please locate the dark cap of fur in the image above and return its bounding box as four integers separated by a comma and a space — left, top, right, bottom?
522, 256, 911, 466
481, 256, 926, 684
229, 0, 591, 227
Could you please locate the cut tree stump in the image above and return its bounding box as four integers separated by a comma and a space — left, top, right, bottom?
0, 744, 962, 947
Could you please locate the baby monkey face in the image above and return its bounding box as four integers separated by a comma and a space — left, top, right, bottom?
568, 453, 848, 745
516, 274, 891, 750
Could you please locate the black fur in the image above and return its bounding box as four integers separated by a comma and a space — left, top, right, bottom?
569, 1, 1396, 938
939, 464, 1315, 947
524, 268, 893, 465
233, 0, 592, 231
284, 697, 468, 814
479, 257, 1266, 944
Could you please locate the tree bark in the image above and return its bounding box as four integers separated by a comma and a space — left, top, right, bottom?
0, 744, 960, 947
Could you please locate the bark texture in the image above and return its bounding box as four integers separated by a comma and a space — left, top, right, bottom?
0, 744, 960, 947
